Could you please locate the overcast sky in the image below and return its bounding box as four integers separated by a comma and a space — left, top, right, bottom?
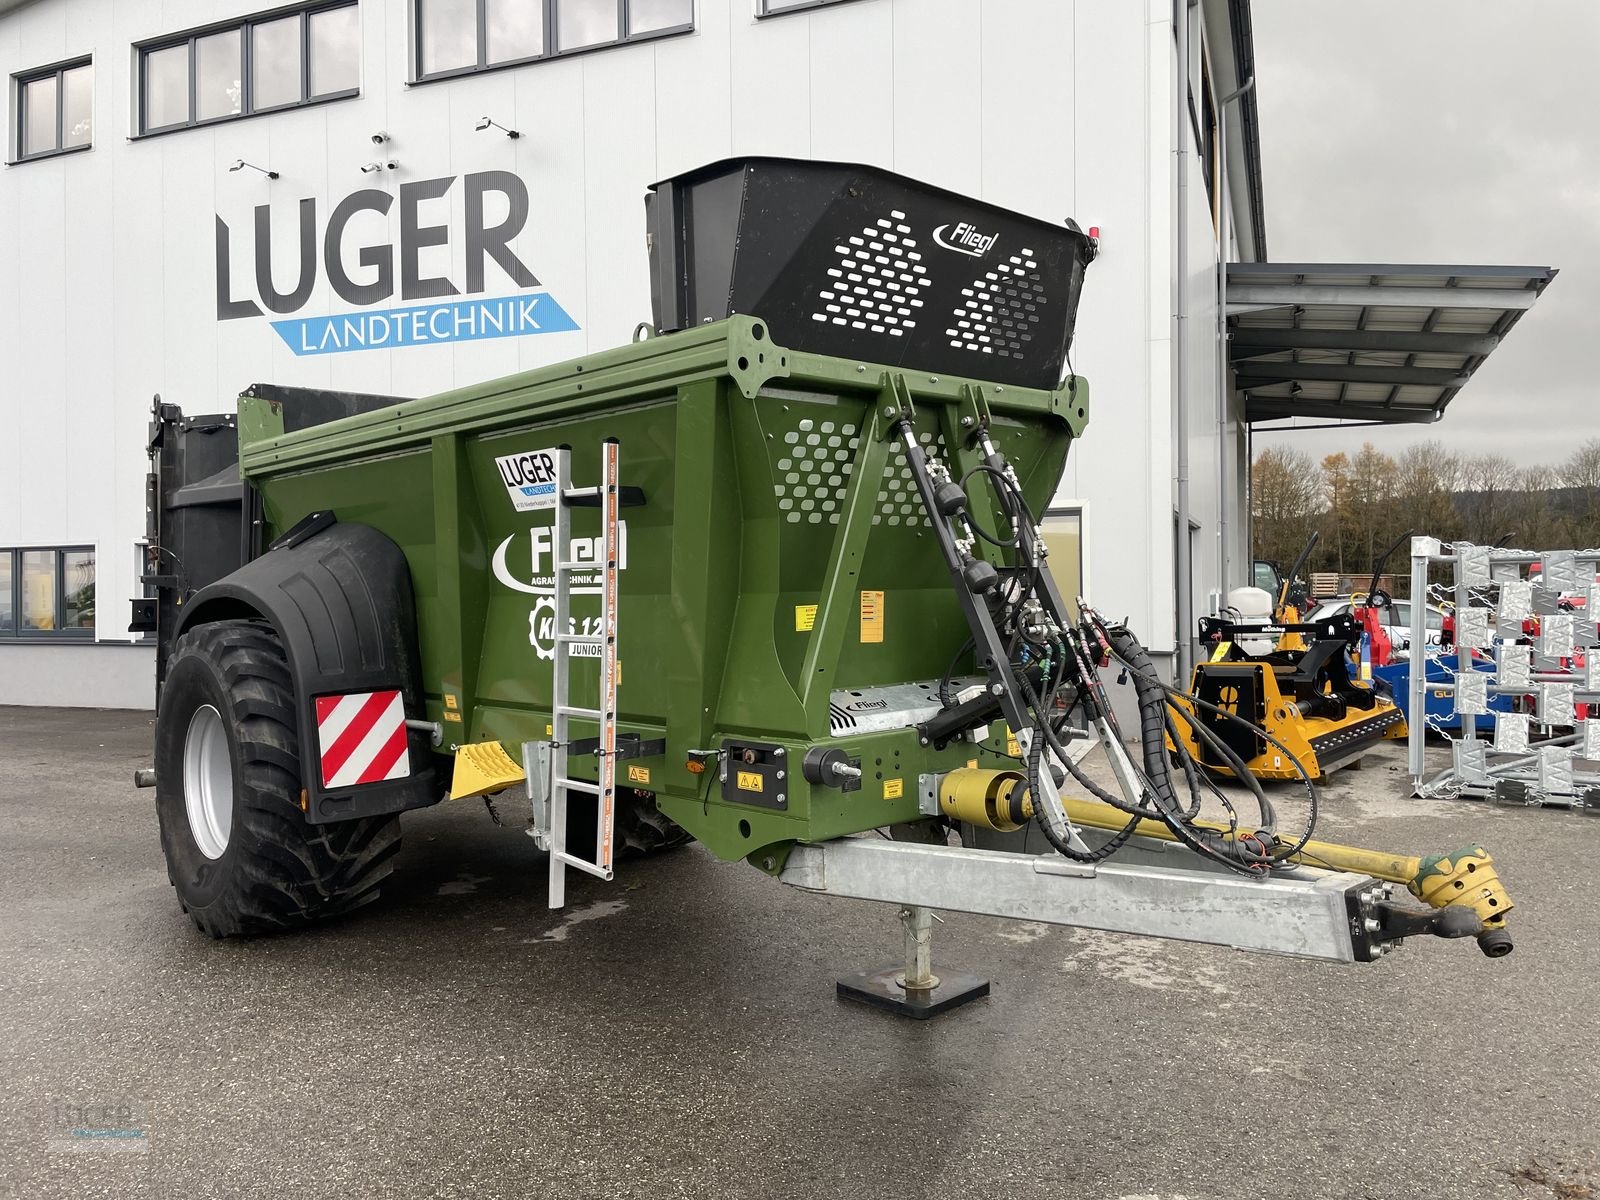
1250, 1, 1599, 469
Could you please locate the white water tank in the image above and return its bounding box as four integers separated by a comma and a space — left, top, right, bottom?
1226, 586, 1276, 656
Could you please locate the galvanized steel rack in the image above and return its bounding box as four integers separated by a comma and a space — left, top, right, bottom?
1406, 537, 1600, 807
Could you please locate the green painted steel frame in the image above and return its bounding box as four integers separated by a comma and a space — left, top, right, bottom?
237, 317, 1090, 864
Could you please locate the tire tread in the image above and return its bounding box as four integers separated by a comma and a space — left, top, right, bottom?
158, 620, 402, 937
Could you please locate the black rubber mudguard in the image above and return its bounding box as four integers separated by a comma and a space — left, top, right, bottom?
173, 521, 440, 823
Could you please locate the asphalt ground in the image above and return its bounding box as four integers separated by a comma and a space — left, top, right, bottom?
2, 704, 1597, 1199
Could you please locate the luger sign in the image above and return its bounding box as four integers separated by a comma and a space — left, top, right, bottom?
215, 170, 579, 356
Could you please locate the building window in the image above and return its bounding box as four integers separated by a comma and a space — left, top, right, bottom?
413, 0, 694, 80
757, 0, 862, 14
0, 547, 95, 638
11, 58, 92, 161
136, 1, 359, 135
1040, 509, 1086, 621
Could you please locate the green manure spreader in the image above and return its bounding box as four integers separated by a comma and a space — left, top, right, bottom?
134, 159, 1513, 1013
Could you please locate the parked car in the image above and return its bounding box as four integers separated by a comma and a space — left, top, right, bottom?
1306, 595, 1448, 653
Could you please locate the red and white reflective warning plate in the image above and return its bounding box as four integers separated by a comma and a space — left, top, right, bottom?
313, 691, 411, 788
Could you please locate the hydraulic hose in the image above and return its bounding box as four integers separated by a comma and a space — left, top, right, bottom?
1103, 624, 1274, 875
1112, 646, 1323, 864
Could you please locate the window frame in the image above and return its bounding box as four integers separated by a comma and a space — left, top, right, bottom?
133, 0, 360, 138
410, 0, 695, 84
0, 546, 96, 641
10, 56, 93, 164
1041, 504, 1091, 620
755, 0, 866, 15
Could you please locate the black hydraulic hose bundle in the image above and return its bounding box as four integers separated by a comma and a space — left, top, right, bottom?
1102, 625, 1323, 865
949, 442, 1321, 876
1014, 664, 1144, 864
1100, 624, 1277, 874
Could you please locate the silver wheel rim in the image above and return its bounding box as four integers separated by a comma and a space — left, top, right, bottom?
183, 704, 233, 859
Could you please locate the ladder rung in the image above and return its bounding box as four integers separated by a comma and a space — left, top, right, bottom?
557, 778, 601, 794
553, 851, 614, 881
555, 633, 603, 644
557, 705, 603, 719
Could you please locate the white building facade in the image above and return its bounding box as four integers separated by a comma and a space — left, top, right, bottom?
0, 0, 1260, 707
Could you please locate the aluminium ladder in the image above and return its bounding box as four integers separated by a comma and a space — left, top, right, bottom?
534, 439, 622, 909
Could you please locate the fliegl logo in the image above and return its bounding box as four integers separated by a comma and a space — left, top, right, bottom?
932, 221, 999, 258
492, 522, 630, 661
214, 170, 579, 354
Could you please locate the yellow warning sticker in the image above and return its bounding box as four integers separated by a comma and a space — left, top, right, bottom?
737, 770, 764, 793
627, 764, 651, 785
883, 778, 904, 799
449, 740, 525, 801
444, 711, 462, 723
966, 758, 979, 770
443, 694, 458, 710
545, 723, 553, 736
1210, 642, 1232, 663
616, 659, 622, 687
1006, 729, 1021, 757
795, 604, 818, 632
860, 590, 885, 644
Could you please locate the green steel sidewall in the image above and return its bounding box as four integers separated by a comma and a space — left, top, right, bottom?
250, 322, 1079, 862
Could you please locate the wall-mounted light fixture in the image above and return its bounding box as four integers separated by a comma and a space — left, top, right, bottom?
359, 160, 398, 174
370, 130, 390, 145
228, 158, 279, 180
475, 116, 520, 140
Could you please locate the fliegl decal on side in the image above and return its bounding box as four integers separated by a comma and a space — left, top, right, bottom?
491, 520, 630, 661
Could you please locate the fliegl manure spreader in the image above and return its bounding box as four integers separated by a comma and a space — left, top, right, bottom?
134, 159, 1512, 1015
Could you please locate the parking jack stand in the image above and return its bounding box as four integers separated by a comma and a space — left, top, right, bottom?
836, 905, 990, 1019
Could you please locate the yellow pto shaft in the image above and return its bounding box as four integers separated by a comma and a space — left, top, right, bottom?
1055, 794, 1513, 948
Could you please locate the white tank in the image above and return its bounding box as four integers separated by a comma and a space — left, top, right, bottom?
1225, 586, 1276, 656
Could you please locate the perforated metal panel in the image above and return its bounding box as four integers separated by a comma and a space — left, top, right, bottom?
812, 212, 928, 335
774, 417, 857, 526
646, 157, 1093, 392
947, 249, 1047, 360
770, 416, 945, 529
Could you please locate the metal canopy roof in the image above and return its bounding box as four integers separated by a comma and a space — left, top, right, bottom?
1227, 263, 1556, 425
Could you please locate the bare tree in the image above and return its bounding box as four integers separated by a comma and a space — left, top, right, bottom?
1562, 437, 1600, 539
1251, 447, 1322, 572
1346, 442, 1398, 572
1509, 464, 1560, 548
1321, 452, 1351, 573
1458, 453, 1519, 544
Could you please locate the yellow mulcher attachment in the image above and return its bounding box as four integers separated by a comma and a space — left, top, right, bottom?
1170, 529, 1405, 781
1168, 631, 1407, 781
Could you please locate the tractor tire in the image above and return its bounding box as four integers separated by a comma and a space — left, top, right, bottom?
565, 787, 693, 860
615, 788, 694, 857
153, 620, 403, 937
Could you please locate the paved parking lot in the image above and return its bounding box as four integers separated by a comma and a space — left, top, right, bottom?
2, 704, 1597, 1199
